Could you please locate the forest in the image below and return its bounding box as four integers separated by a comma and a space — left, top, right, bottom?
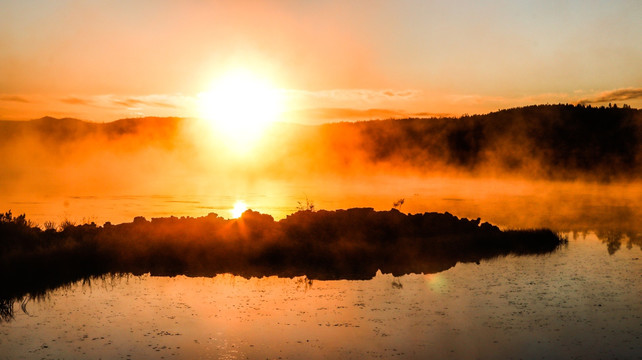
1, 104, 640, 182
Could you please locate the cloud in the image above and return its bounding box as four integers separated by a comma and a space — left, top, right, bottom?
151, 101, 178, 108
0, 93, 195, 121
412, 111, 452, 118
282, 107, 451, 124
445, 92, 580, 111
578, 88, 642, 105
60, 97, 92, 105
0, 95, 31, 103
61, 95, 177, 110
288, 108, 407, 121
447, 94, 508, 105
284, 88, 420, 103
112, 98, 146, 108
111, 96, 179, 109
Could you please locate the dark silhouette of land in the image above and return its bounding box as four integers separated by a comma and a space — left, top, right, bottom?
354, 104, 642, 181
0, 116, 183, 143
1, 104, 641, 182
0, 208, 565, 321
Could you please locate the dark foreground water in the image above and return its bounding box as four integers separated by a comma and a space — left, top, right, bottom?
0, 233, 640, 359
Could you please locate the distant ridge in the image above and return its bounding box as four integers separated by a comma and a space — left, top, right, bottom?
350, 104, 642, 181
1, 104, 642, 181
0, 116, 185, 142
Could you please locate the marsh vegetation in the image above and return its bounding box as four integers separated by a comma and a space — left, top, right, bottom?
0, 208, 565, 321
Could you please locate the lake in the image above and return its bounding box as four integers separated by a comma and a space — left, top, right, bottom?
1, 178, 641, 359
0, 233, 640, 359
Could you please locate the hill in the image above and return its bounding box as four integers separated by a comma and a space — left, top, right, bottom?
1, 104, 641, 181
354, 104, 642, 180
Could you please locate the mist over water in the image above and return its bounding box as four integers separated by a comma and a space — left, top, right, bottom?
1, 107, 642, 359
2, 107, 642, 256
2, 105, 642, 240
4, 177, 642, 236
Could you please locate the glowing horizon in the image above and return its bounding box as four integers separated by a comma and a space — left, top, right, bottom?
1, 1, 641, 123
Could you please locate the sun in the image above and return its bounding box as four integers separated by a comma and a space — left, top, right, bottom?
198, 69, 283, 152
230, 200, 248, 219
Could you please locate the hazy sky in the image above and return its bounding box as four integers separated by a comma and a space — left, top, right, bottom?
1, 0, 641, 122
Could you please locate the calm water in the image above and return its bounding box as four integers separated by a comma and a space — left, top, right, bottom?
1, 178, 642, 359
0, 234, 640, 359
3, 177, 642, 232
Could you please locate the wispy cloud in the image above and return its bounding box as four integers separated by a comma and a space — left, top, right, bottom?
0, 95, 31, 103
110, 95, 180, 109
286, 107, 406, 121
60, 97, 92, 105
412, 111, 452, 118
112, 98, 147, 108
284, 89, 420, 103
447, 94, 508, 105
282, 107, 451, 123
578, 88, 642, 105
447, 92, 575, 106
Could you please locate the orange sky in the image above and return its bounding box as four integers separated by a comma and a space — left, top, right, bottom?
1, 0, 641, 123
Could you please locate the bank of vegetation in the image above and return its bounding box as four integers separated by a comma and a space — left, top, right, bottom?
0, 208, 565, 320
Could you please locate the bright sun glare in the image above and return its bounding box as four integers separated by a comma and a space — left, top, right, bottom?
231, 200, 248, 218
198, 69, 283, 152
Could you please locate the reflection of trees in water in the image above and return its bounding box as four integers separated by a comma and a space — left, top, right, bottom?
0, 274, 126, 322
595, 230, 642, 255
569, 229, 642, 255
1, 295, 32, 321
0, 299, 13, 321
600, 230, 624, 255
